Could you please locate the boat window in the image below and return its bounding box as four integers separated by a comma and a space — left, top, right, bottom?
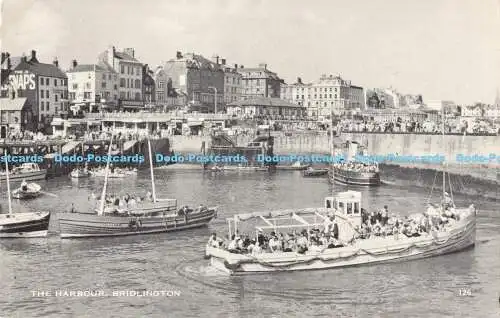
338, 201, 344, 212
347, 203, 353, 215
354, 202, 360, 214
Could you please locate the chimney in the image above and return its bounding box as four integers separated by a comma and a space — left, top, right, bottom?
1, 53, 5, 64
240, 65, 244, 69
31, 50, 36, 61
297, 77, 302, 84
21, 53, 27, 63
72, 60, 77, 68
176, 51, 182, 59
53, 58, 59, 67
221, 58, 226, 65
124, 48, 135, 58
258, 63, 267, 69
234, 64, 238, 69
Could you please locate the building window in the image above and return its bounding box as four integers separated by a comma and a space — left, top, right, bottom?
84, 92, 91, 99
135, 79, 140, 89
86, 82, 91, 89
136, 68, 140, 76
46, 102, 50, 111
121, 65, 124, 74
329, 94, 332, 98
69, 92, 75, 100
41, 90, 44, 98
135, 92, 141, 100
41, 101, 44, 111
335, 94, 337, 99
158, 81, 164, 89
46, 90, 49, 98
102, 82, 107, 88
72, 83, 78, 89
102, 74, 106, 80
39, 77, 44, 85
335, 88, 337, 92
54, 79, 58, 86
55, 95, 58, 102
120, 79, 125, 88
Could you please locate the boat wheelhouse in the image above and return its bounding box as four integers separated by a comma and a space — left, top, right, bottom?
205, 190, 476, 275
0, 163, 47, 182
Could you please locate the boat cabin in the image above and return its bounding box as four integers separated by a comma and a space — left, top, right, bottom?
324, 191, 362, 228
12, 163, 41, 173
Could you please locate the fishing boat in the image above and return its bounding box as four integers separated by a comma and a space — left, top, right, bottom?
89, 167, 137, 178
0, 163, 47, 182
211, 165, 268, 172
303, 167, 329, 177
12, 181, 42, 199
276, 161, 309, 171
58, 136, 217, 238
0, 151, 50, 238
329, 141, 381, 186
70, 168, 90, 179
205, 190, 476, 275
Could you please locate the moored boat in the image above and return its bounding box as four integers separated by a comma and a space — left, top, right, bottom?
276, 161, 309, 171
0, 163, 47, 182
70, 168, 90, 179
12, 181, 42, 199
329, 163, 381, 186
1, 151, 50, 238
205, 190, 476, 275
58, 136, 217, 238
303, 167, 329, 177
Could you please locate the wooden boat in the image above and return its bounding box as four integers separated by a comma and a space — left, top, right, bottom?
58, 136, 217, 238
303, 167, 329, 177
329, 163, 381, 186
70, 168, 90, 179
211, 165, 268, 172
205, 190, 476, 275
0, 163, 47, 182
276, 161, 309, 171
0, 151, 50, 238
12, 182, 42, 199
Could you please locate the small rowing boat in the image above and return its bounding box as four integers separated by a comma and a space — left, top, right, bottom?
303, 167, 329, 177
11, 180, 42, 200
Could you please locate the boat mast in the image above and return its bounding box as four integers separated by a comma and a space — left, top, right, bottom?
147, 138, 157, 202
442, 107, 446, 201
330, 101, 335, 194
98, 134, 114, 216
3, 150, 13, 215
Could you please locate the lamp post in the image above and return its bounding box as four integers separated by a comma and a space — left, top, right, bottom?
208, 86, 217, 114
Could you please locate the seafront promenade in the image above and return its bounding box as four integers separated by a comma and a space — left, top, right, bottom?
169, 132, 500, 182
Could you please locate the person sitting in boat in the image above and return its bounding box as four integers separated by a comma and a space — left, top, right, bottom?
268, 233, 280, 252
198, 204, 207, 212
370, 211, 377, 226
246, 240, 256, 253
309, 239, 324, 253
146, 191, 153, 201
296, 230, 309, 254
323, 215, 334, 234
21, 179, 28, 191
373, 221, 382, 236
442, 192, 455, 210
227, 235, 239, 253
361, 208, 369, 224
381, 206, 389, 226
251, 241, 262, 255
128, 197, 137, 207
208, 233, 220, 248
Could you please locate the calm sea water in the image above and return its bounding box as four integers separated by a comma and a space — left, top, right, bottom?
0, 169, 499, 318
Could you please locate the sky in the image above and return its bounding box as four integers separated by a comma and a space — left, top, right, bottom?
1, 0, 499, 105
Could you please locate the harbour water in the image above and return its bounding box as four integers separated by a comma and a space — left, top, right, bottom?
0, 170, 499, 317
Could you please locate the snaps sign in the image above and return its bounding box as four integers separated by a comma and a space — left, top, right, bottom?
1, 71, 36, 90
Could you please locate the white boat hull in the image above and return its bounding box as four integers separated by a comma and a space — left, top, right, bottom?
206, 212, 476, 275
0, 212, 51, 238
0, 230, 48, 238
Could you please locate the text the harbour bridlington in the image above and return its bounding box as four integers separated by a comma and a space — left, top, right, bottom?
0, 0, 499, 317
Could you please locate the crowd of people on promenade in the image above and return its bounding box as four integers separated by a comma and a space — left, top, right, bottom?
208, 194, 467, 255
2, 130, 48, 142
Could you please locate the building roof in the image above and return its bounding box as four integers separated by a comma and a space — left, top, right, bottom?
67, 64, 116, 73
0, 97, 28, 111
350, 85, 363, 89
114, 51, 138, 62
14, 59, 67, 78
238, 67, 280, 80
228, 97, 305, 108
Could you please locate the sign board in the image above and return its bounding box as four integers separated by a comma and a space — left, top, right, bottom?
1, 70, 36, 90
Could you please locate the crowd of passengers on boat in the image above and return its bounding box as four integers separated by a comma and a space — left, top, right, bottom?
333, 162, 379, 173
207, 193, 467, 255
